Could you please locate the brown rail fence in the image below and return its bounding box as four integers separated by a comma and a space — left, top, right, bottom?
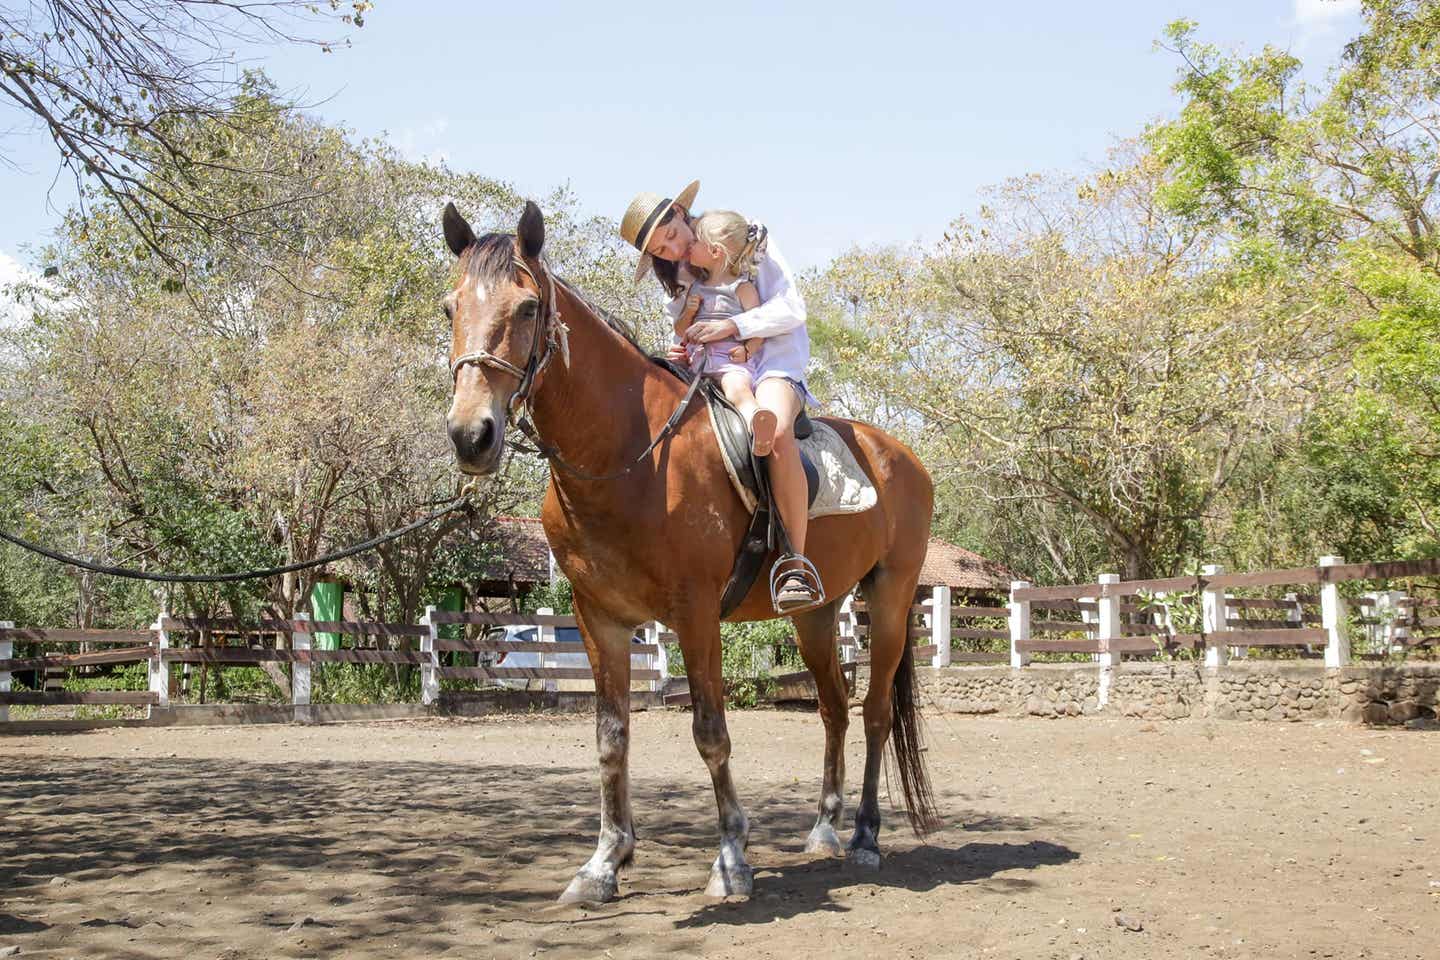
5, 553, 1437, 724
0, 606, 670, 724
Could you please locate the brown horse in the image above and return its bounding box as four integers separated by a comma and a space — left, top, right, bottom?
442, 201, 938, 903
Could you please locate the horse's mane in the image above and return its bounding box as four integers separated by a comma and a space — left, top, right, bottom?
460, 232, 693, 383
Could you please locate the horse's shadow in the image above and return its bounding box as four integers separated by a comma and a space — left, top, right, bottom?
671, 837, 1079, 927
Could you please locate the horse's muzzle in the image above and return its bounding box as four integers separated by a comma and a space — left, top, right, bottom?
449, 415, 504, 475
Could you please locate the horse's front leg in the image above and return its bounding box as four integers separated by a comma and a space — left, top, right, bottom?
679, 614, 754, 897
559, 601, 637, 904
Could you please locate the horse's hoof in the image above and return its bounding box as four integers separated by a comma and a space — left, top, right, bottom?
804, 823, 842, 857
559, 870, 618, 905
704, 862, 754, 898
845, 847, 882, 870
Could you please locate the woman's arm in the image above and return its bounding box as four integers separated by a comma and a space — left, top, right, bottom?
730, 238, 806, 340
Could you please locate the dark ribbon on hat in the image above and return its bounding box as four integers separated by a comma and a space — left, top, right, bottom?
633, 197, 672, 251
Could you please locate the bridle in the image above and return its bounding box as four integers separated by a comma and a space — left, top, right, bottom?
449, 254, 569, 418
448, 248, 705, 482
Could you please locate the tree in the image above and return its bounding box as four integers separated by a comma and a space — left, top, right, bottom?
0, 1, 372, 267
1150, 2, 1440, 560
808, 154, 1345, 581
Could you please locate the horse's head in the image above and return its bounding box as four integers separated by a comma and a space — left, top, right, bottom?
441, 200, 552, 475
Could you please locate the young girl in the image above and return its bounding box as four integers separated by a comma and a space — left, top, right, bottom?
673, 210, 778, 456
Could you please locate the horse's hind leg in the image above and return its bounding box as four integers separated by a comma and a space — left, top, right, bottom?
790, 600, 847, 856
849, 562, 927, 868
559, 601, 637, 904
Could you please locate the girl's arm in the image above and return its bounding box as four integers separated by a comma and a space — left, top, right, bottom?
729, 237, 806, 340
673, 293, 702, 338
665, 287, 702, 338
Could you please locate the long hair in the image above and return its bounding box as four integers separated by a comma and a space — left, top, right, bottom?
648, 206, 689, 298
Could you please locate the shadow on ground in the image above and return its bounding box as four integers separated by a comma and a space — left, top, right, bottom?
1, 753, 1078, 956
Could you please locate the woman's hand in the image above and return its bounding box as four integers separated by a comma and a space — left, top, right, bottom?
665, 342, 689, 365
684, 318, 739, 343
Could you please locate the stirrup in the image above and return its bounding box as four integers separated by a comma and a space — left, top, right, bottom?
769, 553, 826, 614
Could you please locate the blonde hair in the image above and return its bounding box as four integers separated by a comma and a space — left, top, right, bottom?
692, 210, 764, 281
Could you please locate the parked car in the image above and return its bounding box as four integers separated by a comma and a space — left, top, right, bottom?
482, 624, 648, 689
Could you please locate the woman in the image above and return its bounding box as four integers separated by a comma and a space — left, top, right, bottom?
620, 179, 821, 613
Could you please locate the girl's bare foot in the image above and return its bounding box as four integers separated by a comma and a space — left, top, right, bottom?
750, 409, 778, 457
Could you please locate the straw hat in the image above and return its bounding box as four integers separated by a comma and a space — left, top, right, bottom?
619, 179, 700, 281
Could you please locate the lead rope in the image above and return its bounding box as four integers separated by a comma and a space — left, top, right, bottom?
0, 486, 477, 583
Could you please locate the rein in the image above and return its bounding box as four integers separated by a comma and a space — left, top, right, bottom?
451, 253, 704, 483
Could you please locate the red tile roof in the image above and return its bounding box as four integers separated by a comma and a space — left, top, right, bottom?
918, 537, 1018, 591
477, 516, 551, 584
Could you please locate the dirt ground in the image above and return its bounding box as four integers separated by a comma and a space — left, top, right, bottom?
2, 710, 1436, 960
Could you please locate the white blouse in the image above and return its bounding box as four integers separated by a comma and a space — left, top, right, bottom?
664, 232, 811, 387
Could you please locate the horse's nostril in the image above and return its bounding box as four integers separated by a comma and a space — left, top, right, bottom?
449, 417, 498, 462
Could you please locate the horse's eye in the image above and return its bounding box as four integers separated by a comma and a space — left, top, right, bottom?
516, 300, 539, 322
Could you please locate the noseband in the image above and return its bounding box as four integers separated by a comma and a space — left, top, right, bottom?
449, 255, 569, 418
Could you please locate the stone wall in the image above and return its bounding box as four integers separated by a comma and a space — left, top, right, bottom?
1207, 663, 1336, 722
1106, 663, 1209, 720
849, 659, 1440, 724
1338, 663, 1440, 724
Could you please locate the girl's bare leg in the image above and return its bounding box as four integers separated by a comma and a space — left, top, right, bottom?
720, 371, 776, 456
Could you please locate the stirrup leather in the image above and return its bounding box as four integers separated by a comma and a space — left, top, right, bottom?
769, 553, 826, 612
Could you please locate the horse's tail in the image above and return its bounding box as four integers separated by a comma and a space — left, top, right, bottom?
890, 639, 941, 836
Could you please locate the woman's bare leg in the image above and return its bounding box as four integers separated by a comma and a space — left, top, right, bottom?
754, 378, 807, 554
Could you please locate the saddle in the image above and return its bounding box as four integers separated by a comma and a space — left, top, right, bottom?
701, 382, 821, 617
649, 357, 823, 617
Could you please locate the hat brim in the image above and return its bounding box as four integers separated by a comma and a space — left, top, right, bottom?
632, 179, 700, 282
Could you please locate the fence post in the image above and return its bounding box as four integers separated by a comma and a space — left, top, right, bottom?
1009, 581, 1031, 669
648, 622, 669, 692
1229, 592, 1248, 659
419, 605, 440, 707
838, 592, 857, 665
148, 606, 170, 714
1320, 555, 1350, 668
1096, 574, 1120, 709
0, 621, 13, 724
292, 612, 311, 723
537, 607, 557, 693
1202, 564, 1228, 669
1388, 590, 1410, 652
930, 584, 952, 668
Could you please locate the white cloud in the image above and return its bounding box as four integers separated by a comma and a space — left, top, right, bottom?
0, 249, 64, 333
393, 114, 453, 167
0, 249, 29, 288
1294, 0, 1362, 27
0, 249, 34, 329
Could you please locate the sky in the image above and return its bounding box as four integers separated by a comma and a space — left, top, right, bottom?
0, 0, 1364, 282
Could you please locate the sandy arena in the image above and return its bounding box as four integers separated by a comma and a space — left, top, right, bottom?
2, 710, 1435, 959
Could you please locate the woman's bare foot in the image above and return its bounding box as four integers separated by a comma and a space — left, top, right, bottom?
751, 409, 778, 457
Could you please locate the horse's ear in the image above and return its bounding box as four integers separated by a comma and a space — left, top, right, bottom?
443, 202, 475, 258
517, 200, 545, 259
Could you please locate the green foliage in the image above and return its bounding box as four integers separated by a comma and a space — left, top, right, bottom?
521, 577, 574, 615
807, 155, 1342, 582
311, 664, 418, 705
1149, 3, 1440, 561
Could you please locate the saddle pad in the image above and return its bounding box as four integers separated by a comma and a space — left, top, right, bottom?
710, 409, 878, 518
